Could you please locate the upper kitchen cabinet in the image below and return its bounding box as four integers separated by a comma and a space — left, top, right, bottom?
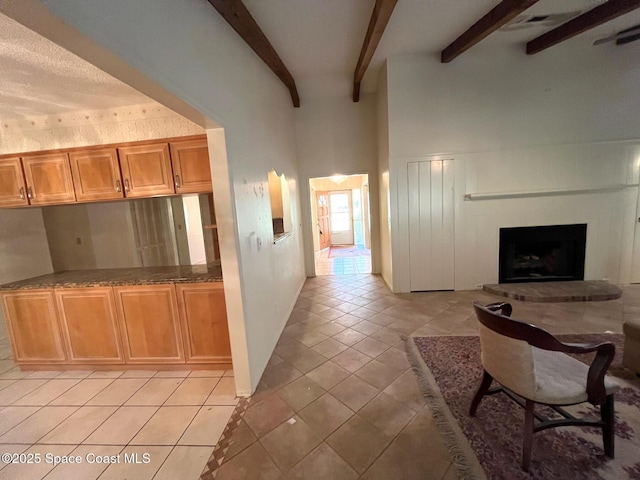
118, 143, 175, 198
22, 153, 76, 205
69, 148, 123, 202
169, 138, 213, 194
0, 157, 29, 207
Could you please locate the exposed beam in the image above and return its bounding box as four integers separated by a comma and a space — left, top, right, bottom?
527, 0, 640, 55
353, 0, 398, 102
208, 0, 300, 107
441, 0, 539, 63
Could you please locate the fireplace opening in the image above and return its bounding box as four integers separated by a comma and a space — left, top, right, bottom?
499, 224, 587, 283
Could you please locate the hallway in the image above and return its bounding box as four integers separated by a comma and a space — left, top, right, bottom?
314, 246, 372, 276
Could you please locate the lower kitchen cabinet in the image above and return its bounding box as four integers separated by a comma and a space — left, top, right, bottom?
55, 287, 124, 364
176, 283, 232, 364
2, 289, 67, 363
114, 284, 185, 363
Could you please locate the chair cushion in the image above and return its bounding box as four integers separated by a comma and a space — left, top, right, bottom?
531, 347, 620, 405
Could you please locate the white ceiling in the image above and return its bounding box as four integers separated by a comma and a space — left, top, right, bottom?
1, 0, 639, 119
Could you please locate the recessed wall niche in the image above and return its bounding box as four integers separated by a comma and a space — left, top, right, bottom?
268, 169, 292, 239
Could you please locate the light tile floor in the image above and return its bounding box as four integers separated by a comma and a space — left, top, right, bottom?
215, 274, 640, 480
0, 343, 236, 480
315, 247, 372, 276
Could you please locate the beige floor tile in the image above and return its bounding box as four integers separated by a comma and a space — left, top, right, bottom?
277, 376, 326, 412
86, 378, 148, 406
298, 393, 354, 438
329, 376, 379, 412
119, 370, 157, 378
0, 444, 28, 472
178, 405, 235, 446
0, 406, 40, 436
306, 362, 350, 390
223, 420, 257, 462
354, 360, 400, 390
49, 379, 114, 406
332, 349, 372, 373
383, 371, 427, 413
0, 406, 78, 443
12, 379, 81, 406
164, 377, 219, 405
0, 380, 48, 406
352, 337, 390, 358
43, 444, 123, 480
0, 444, 74, 480
124, 378, 183, 406
359, 392, 416, 437
216, 442, 281, 480
0, 380, 15, 392
25, 371, 62, 380
152, 445, 212, 480
0, 368, 31, 380
326, 415, 393, 474
260, 415, 323, 471
204, 377, 238, 405
129, 406, 199, 446
188, 369, 225, 378
282, 443, 358, 480
154, 370, 190, 378
244, 394, 294, 438
83, 406, 157, 445
39, 406, 117, 444
55, 370, 93, 379
87, 371, 123, 379
97, 445, 172, 480
311, 338, 349, 359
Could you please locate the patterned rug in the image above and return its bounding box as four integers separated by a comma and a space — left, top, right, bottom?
405, 334, 640, 480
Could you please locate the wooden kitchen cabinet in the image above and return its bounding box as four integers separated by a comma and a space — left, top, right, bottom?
55, 287, 124, 364
169, 139, 213, 194
114, 284, 185, 363
22, 153, 76, 205
0, 157, 29, 207
176, 283, 231, 364
1, 290, 67, 363
118, 143, 174, 198
69, 148, 123, 201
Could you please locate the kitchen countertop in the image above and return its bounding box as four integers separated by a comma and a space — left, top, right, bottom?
0, 265, 223, 291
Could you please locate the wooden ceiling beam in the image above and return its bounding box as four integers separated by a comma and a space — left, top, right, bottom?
441, 0, 539, 63
208, 0, 300, 107
353, 0, 398, 102
527, 0, 640, 55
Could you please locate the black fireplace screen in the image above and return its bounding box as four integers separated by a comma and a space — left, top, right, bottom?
499, 224, 587, 283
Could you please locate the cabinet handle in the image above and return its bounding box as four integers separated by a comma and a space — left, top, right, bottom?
124, 179, 130, 193
27, 187, 33, 199
175, 174, 181, 190
116, 180, 122, 193
19, 187, 25, 200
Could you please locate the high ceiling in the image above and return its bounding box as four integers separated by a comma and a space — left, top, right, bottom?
1, 0, 639, 120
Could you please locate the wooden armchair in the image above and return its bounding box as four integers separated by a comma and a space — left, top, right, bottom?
470, 301, 620, 471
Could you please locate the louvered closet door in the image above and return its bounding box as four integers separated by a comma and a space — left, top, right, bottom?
408, 160, 454, 291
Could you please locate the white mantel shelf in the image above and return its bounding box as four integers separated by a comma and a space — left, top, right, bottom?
463, 183, 638, 201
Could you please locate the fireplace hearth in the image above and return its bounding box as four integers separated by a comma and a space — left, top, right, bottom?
499, 224, 587, 283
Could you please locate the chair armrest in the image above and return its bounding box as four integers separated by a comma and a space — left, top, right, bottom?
484, 302, 513, 317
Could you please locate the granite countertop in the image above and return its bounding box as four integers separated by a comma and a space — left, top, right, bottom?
0, 265, 223, 291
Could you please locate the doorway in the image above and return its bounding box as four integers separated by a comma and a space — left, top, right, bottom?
309, 174, 371, 275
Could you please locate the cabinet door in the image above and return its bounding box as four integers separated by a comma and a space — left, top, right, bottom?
0, 157, 29, 207
55, 287, 124, 364
118, 143, 174, 197
169, 139, 212, 193
1, 290, 67, 363
176, 283, 231, 363
22, 153, 76, 205
114, 285, 184, 363
69, 148, 123, 201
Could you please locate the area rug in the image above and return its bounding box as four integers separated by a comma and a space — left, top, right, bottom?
405, 334, 640, 480
328, 245, 370, 257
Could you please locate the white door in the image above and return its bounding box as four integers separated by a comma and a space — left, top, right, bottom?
631, 186, 640, 283
329, 190, 354, 245
408, 160, 454, 291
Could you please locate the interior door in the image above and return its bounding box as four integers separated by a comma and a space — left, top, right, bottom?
316, 191, 331, 250
631, 186, 640, 283
329, 190, 354, 245
408, 160, 454, 291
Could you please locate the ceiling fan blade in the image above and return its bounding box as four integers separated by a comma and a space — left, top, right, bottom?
616, 31, 640, 45
593, 24, 640, 46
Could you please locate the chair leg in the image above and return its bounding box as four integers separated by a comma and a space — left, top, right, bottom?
522, 400, 535, 472
469, 370, 493, 416
601, 394, 615, 458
